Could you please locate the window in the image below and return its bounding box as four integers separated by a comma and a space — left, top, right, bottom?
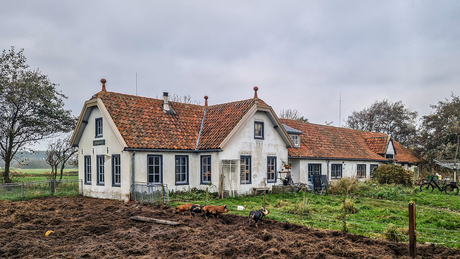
308, 164, 321, 181
357, 164, 366, 178
112, 155, 121, 186
267, 156, 276, 183
201, 156, 211, 184
370, 164, 378, 178
331, 164, 342, 179
175, 155, 189, 185
84, 156, 91, 184
385, 154, 394, 159
254, 121, 264, 139
240, 156, 252, 184
148, 155, 163, 184
95, 118, 103, 138
97, 155, 105, 185
290, 135, 300, 147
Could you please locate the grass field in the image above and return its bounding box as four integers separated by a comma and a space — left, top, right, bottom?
170, 183, 460, 249
8, 168, 78, 182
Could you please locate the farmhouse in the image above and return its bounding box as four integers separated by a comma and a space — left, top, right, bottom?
70, 79, 419, 201
281, 119, 419, 184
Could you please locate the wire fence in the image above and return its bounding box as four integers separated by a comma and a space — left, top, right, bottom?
267, 208, 460, 248
131, 182, 170, 204
0, 179, 83, 201
177, 196, 460, 249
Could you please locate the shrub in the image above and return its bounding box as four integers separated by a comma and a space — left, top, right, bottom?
342, 199, 359, 214
328, 177, 370, 195
383, 224, 408, 242
372, 164, 413, 186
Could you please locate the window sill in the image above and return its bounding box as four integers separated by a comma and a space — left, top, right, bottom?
175, 182, 189, 186
84, 182, 92, 185
112, 184, 121, 187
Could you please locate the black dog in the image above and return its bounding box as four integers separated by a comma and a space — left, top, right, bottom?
190, 204, 204, 217
249, 207, 269, 227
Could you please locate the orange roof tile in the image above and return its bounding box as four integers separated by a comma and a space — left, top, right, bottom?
197, 99, 258, 149
95, 91, 260, 150
280, 119, 419, 163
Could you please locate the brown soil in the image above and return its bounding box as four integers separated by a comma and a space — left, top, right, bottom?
1, 196, 459, 259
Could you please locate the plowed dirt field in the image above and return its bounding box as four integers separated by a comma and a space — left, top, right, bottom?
1, 196, 459, 258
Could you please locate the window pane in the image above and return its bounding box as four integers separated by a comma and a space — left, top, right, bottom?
240, 156, 251, 184
254, 122, 263, 138
267, 157, 276, 182
148, 155, 162, 183
175, 156, 188, 184
84, 156, 91, 184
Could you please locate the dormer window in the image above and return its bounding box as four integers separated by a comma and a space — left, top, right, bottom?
290, 135, 300, 147
385, 154, 394, 159
254, 121, 264, 139
95, 118, 103, 138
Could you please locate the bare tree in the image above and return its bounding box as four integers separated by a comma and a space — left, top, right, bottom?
278, 108, 308, 122
156, 93, 201, 104
56, 135, 78, 180
45, 135, 78, 180
45, 149, 59, 180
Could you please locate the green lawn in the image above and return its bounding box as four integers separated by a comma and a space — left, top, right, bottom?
170, 184, 460, 249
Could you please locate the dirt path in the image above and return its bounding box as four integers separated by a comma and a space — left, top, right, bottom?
0, 196, 459, 258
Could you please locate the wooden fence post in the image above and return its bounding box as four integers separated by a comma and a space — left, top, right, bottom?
263, 192, 266, 208
21, 182, 25, 201
206, 187, 209, 205
342, 195, 347, 232
162, 183, 165, 204
409, 202, 416, 258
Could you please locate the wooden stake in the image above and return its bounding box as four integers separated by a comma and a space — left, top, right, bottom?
342, 195, 347, 232
409, 202, 416, 258
130, 216, 181, 226
263, 192, 266, 207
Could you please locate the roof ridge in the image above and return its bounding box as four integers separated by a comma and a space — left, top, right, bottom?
96, 91, 265, 109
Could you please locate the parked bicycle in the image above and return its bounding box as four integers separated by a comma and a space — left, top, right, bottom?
419, 175, 459, 195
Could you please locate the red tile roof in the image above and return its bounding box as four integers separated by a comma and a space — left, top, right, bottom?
280, 119, 419, 163
197, 99, 258, 149
94, 91, 261, 150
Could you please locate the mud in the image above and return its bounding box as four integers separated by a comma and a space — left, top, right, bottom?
0, 196, 459, 258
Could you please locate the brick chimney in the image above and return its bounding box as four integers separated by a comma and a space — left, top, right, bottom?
204, 95, 208, 107
163, 92, 170, 112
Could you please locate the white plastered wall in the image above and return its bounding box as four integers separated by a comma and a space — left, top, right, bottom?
291, 159, 384, 184
219, 111, 289, 195
77, 106, 131, 201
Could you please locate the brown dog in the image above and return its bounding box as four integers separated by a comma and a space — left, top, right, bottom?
175, 203, 193, 214
202, 204, 229, 219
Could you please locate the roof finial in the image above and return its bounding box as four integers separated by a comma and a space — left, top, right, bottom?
253, 86, 259, 99
101, 78, 107, 92
204, 95, 208, 107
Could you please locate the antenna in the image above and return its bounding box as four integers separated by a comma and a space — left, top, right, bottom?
339, 91, 342, 127
136, 72, 138, 96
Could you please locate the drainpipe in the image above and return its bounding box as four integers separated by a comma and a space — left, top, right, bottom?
131, 151, 136, 200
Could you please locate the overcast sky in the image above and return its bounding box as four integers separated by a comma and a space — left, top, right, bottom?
2, 1, 460, 149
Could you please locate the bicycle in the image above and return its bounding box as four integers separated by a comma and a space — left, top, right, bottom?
419, 175, 459, 195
